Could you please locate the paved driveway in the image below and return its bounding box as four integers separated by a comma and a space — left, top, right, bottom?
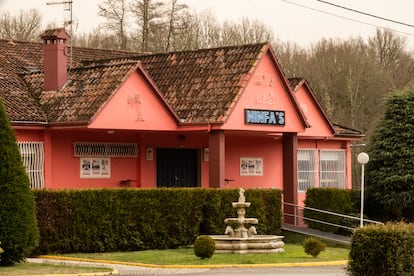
27, 257, 348, 275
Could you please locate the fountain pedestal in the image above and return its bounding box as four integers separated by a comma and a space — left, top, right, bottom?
210, 188, 284, 254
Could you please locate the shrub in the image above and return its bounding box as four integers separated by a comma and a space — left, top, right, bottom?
303, 237, 326, 258
348, 222, 414, 275
304, 188, 359, 234
193, 235, 215, 259
0, 242, 3, 261
0, 100, 38, 265
33, 188, 283, 254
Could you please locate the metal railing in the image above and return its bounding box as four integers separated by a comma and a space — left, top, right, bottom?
283, 202, 384, 231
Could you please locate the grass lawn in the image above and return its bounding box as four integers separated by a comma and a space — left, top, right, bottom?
0, 232, 350, 275
0, 262, 111, 276
58, 244, 349, 265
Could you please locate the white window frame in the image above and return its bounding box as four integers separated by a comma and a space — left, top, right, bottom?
320, 150, 346, 188
18, 142, 45, 189
297, 149, 317, 192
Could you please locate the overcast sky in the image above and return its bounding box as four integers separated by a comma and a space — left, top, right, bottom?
2, 0, 414, 50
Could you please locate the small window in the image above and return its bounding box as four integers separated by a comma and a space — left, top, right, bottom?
18, 142, 45, 189
320, 150, 346, 188
297, 149, 317, 191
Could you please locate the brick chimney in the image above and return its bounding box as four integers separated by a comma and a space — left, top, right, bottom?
41, 28, 69, 91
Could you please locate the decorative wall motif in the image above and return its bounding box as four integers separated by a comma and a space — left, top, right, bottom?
127, 93, 144, 121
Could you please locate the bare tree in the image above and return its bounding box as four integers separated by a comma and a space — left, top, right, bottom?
0, 9, 42, 41
72, 28, 118, 50
163, 0, 187, 52
98, 0, 129, 50
272, 40, 308, 77
130, 0, 166, 52
221, 17, 274, 45
368, 29, 414, 89
368, 29, 405, 68
166, 10, 202, 51
238, 18, 274, 44
193, 10, 222, 48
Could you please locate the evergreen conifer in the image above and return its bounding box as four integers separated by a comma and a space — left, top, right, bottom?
365, 89, 414, 221
0, 100, 39, 265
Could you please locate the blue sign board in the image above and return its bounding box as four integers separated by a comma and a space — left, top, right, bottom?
245, 109, 285, 126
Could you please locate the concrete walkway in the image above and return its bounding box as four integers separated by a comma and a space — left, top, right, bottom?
282, 224, 351, 245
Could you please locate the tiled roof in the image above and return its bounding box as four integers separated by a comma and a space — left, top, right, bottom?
138, 44, 267, 123
0, 39, 138, 122
0, 35, 361, 137
0, 37, 361, 139
332, 123, 363, 137
22, 61, 138, 123
0, 37, 361, 137
1, 39, 268, 124
0, 40, 46, 122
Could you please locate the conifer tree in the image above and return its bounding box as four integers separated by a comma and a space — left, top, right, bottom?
0, 100, 38, 265
365, 89, 414, 221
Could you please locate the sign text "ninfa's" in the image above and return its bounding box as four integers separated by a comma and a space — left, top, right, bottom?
245, 109, 285, 126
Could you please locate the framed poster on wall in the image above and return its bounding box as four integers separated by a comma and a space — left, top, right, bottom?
80, 157, 110, 178
240, 157, 263, 176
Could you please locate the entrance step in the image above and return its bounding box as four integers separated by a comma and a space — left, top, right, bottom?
282, 223, 351, 245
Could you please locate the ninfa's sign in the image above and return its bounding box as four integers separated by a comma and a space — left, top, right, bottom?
245, 109, 285, 126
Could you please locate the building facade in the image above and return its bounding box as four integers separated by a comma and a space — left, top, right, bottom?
1, 29, 362, 214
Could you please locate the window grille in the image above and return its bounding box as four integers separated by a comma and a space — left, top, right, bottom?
18, 142, 45, 189
320, 150, 346, 188
297, 149, 317, 191
73, 142, 138, 157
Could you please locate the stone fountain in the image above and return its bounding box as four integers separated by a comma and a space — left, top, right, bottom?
210, 188, 284, 254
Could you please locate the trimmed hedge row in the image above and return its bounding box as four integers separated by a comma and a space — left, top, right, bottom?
33, 188, 282, 254
348, 222, 414, 275
303, 188, 360, 235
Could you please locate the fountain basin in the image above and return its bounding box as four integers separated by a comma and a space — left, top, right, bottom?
224, 217, 258, 224
232, 202, 250, 208
210, 235, 285, 254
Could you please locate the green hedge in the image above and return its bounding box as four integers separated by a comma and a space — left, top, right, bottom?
303, 188, 360, 235
348, 222, 414, 275
33, 188, 282, 254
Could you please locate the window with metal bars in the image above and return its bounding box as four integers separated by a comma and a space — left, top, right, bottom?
320, 150, 346, 188
73, 142, 138, 157
18, 142, 45, 189
297, 149, 317, 191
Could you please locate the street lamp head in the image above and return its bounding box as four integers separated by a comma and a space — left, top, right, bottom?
357, 152, 369, 164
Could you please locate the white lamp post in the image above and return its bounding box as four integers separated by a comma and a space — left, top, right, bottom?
357, 152, 369, 227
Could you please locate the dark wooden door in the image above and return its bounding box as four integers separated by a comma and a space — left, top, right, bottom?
156, 148, 199, 188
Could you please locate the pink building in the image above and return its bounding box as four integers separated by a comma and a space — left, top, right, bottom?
0, 29, 362, 218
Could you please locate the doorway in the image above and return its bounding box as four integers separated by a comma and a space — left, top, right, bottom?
156, 148, 199, 187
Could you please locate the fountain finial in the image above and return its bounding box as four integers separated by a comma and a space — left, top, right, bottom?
238, 188, 246, 203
